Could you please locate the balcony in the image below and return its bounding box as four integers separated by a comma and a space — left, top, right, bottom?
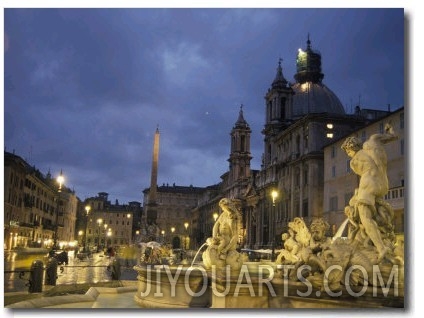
384, 186, 404, 210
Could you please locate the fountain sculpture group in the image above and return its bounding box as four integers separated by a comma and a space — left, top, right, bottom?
134, 123, 404, 308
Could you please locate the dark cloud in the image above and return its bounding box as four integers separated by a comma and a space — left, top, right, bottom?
4, 8, 405, 204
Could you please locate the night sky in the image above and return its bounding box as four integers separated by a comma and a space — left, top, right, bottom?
4, 7, 406, 205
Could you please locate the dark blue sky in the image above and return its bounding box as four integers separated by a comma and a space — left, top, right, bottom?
4, 7, 405, 204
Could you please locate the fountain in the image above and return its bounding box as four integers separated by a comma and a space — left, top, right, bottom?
191, 242, 208, 267
133, 123, 404, 308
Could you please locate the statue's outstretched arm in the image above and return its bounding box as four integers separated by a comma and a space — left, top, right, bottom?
371, 123, 398, 145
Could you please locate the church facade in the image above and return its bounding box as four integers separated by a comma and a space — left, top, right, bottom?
142, 37, 403, 250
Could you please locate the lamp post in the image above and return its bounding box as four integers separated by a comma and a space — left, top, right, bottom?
135, 230, 140, 244
126, 213, 131, 245
271, 189, 278, 261
213, 212, 218, 223
161, 230, 165, 243
170, 227, 175, 247
103, 223, 108, 249
211, 213, 219, 244
106, 228, 112, 248
78, 230, 83, 247
53, 170, 64, 250
84, 205, 91, 252
184, 222, 189, 250
97, 218, 103, 252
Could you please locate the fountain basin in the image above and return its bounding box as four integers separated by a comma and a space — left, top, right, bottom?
133, 261, 403, 308
133, 264, 211, 308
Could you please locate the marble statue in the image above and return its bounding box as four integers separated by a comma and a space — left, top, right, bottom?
273, 123, 403, 290
341, 122, 398, 262
202, 198, 247, 270
308, 217, 332, 253
276, 228, 300, 265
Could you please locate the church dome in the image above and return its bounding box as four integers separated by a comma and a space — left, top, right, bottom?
291, 82, 346, 116
290, 35, 346, 117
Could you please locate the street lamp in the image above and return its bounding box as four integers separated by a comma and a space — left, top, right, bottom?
126, 214, 132, 245
97, 218, 103, 251
103, 223, 108, 249
170, 227, 175, 247
212, 213, 219, 242
84, 205, 91, 252
271, 190, 278, 207
106, 228, 112, 248
53, 170, 65, 250
161, 230, 165, 243
78, 230, 83, 246
213, 212, 219, 222
271, 189, 278, 261
184, 222, 189, 250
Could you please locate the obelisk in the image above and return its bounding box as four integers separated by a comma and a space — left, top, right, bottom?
146, 126, 160, 224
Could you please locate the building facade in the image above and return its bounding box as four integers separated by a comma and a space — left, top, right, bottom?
142, 184, 205, 249
323, 107, 405, 235
4, 151, 78, 250
79, 192, 140, 250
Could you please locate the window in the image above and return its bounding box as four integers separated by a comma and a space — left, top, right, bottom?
296, 135, 301, 154
344, 192, 353, 206
267, 144, 272, 163
268, 102, 272, 121
400, 139, 404, 155
295, 169, 300, 187
400, 112, 404, 129
302, 200, 308, 217
331, 146, 336, 158
329, 196, 338, 211
331, 166, 336, 178
240, 166, 244, 177
280, 97, 286, 120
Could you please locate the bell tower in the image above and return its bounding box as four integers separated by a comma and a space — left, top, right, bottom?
228, 105, 252, 183
262, 58, 294, 168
